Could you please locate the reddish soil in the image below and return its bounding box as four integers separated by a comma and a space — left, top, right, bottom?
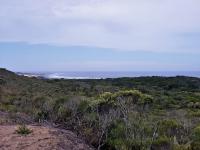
0, 112, 94, 150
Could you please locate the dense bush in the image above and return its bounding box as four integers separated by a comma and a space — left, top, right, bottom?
1, 69, 200, 149
191, 126, 200, 150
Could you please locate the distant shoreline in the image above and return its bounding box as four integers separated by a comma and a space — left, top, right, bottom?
16, 71, 200, 79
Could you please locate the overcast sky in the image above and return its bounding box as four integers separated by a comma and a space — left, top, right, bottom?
0, 0, 200, 71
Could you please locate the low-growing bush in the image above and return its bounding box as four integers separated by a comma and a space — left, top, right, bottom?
191, 126, 200, 150
16, 124, 32, 135
151, 136, 172, 150
158, 119, 181, 137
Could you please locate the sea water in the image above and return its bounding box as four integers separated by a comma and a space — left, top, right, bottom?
19, 71, 200, 79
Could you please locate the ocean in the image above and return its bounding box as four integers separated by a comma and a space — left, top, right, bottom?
18, 71, 200, 79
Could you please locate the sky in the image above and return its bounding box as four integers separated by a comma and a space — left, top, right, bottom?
0, 0, 200, 72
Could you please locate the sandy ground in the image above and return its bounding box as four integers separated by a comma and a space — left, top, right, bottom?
0, 125, 93, 150
0, 111, 93, 150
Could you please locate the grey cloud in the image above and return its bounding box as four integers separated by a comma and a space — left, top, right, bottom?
0, 0, 200, 52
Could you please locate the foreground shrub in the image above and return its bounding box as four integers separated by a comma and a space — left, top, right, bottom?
16, 124, 32, 135
56, 105, 72, 121
151, 136, 172, 150
33, 109, 49, 122
191, 126, 200, 150
158, 119, 181, 137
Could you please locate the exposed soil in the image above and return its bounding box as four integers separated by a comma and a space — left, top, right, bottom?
0, 112, 94, 150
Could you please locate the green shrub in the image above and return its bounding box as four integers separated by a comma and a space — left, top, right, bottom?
0, 104, 17, 112
57, 105, 72, 121
191, 126, 200, 150
33, 109, 48, 121
77, 100, 90, 112
16, 124, 32, 135
173, 144, 191, 150
192, 126, 200, 141
151, 136, 172, 150
91, 90, 153, 110
32, 96, 48, 109
107, 121, 127, 149
0, 78, 6, 85
152, 136, 171, 145
188, 110, 200, 117
158, 119, 181, 137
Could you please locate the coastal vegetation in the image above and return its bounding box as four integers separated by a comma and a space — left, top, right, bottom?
1, 68, 200, 149
16, 124, 32, 135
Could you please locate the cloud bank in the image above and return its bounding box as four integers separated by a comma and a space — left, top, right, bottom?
0, 0, 200, 53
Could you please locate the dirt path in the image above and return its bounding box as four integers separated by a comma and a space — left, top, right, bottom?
0, 125, 93, 150
0, 111, 94, 150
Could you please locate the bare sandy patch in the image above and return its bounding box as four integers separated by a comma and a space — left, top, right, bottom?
0, 125, 93, 150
